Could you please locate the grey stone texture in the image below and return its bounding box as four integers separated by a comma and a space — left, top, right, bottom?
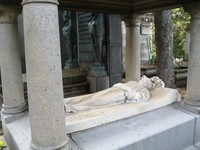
71, 103, 197, 150
124, 14, 141, 82
107, 14, 123, 86
22, 0, 68, 149
3, 103, 200, 150
183, 3, 200, 112
0, 5, 27, 114
87, 75, 109, 92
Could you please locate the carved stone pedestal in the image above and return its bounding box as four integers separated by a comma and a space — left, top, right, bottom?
87, 75, 109, 92
64, 59, 79, 69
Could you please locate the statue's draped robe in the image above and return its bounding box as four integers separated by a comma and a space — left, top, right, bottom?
65, 81, 150, 113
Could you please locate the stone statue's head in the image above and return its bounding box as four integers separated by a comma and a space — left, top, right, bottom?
139, 75, 165, 89
90, 13, 96, 21
63, 11, 71, 22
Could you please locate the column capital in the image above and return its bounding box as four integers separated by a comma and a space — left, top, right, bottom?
22, 0, 58, 5
122, 14, 142, 27
184, 2, 200, 20
140, 13, 154, 27
0, 5, 20, 23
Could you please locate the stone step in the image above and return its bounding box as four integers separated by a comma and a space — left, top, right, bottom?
63, 82, 90, 98
21, 69, 90, 98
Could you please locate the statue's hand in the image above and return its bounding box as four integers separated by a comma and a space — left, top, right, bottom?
125, 89, 137, 101
113, 83, 138, 102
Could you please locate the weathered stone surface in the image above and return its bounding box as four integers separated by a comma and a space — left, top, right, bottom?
71, 104, 196, 150
22, 0, 68, 149
3, 103, 200, 150
124, 14, 141, 82
107, 14, 122, 86
87, 75, 109, 92
64, 86, 180, 133
183, 2, 200, 112
0, 5, 27, 114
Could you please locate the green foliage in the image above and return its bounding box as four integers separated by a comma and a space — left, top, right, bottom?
172, 8, 190, 58
151, 8, 191, 60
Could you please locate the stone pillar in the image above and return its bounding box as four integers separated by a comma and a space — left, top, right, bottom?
0, 6, 27, 114
107, 14, 122, 86
22, 0, 68, 149
183, 3, 200, 113
140, 13, 153, 65
124, 14, 141, 82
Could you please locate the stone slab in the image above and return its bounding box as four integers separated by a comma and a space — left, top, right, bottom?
71, 103, 195, 150
2, 103, 200, 150
87, 75, 109, 92
178, 105, 200, 149
65, 87, 180, 134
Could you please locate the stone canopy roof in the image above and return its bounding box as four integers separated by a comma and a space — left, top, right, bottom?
0, 0, 199, 13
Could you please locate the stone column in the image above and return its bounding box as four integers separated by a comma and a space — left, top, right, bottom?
22, 0, 68, 149
107, 14, 122, 86
124, 14, 141, 82
183, 3, 200, 113
0, 6, 27, 114
140, 13, 153, 65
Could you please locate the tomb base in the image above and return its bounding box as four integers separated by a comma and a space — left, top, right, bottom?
3, 103, 200, 150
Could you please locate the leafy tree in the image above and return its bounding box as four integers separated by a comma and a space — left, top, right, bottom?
151, 7, 190, 60
172, 7, 190, 58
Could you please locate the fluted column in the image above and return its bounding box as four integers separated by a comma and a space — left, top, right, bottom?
123, 14, 141, 82
22, 0, 68, 149
0, 6, 27, 114
183, 3, 200, 113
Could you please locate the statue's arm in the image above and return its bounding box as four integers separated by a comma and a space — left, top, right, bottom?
114, 82, 150, 102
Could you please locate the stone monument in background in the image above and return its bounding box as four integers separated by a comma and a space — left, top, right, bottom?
88, 13, 107, 77
77, 12, 108, 92
87, 13, 108, 92
140, 13, 154, 65
62, 11, 79, 69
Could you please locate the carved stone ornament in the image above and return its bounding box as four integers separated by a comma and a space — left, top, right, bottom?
122, 14, 142, 27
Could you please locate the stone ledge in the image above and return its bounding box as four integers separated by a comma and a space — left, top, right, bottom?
2, 103, 200, 150
71, 103, 197, 150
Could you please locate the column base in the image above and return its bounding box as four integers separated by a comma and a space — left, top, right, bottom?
2, 102, 28, 114
181, 99, 200, 114
87, 75, 109, 92
64, 59, 79, 69
89, 64, 107, 77
30, 139, 69, 150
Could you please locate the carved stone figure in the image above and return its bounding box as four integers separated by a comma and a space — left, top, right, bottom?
62, 11, 78, 69
62, 11, 72, 62
65, 76, 165, 113
88, 13, 105, 64
88, 13, 107, 76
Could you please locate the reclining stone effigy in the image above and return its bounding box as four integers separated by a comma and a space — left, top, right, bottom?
64, 76, 181, 133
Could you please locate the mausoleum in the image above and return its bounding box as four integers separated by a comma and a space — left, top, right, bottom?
0, 0, 200, 149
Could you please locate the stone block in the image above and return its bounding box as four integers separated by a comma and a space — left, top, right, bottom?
87, 75, 109, 92
71, 104, 196, 150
